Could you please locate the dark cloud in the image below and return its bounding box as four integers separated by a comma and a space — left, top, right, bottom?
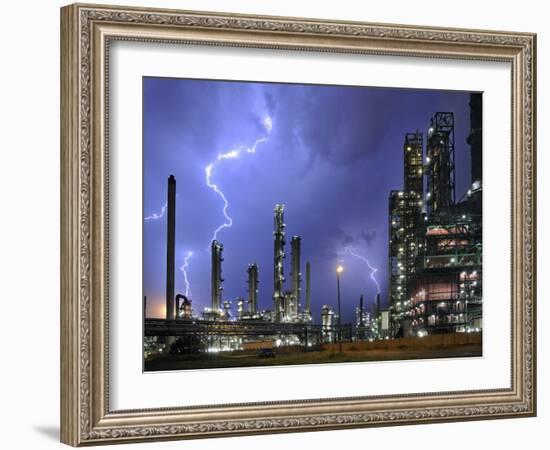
360, 229, 377, 247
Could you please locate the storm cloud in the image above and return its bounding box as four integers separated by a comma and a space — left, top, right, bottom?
143, 77, 472, 323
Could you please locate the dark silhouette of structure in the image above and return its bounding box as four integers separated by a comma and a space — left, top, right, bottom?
166, 175, 176, 320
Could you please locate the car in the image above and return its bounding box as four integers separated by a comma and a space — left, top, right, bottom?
258, 348, 276, 358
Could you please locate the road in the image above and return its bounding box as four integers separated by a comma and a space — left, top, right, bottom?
144, 343, 482, 371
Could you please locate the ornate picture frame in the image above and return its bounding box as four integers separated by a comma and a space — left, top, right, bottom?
60, 3, 536, 446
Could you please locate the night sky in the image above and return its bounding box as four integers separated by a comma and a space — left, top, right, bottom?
143, 77, 473, 323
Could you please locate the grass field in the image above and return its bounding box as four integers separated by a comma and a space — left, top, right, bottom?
144, 342, 482, 371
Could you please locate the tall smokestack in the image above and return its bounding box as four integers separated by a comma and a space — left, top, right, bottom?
211, 240, 223, 310
305, 261, 311, 315
359, 294, 364, 327
273, 204, 286, 322
247, 263, 258, 314
376, 293, 381, 316
467, 93, 483, 184
290, 236, 301, 317
165, 175, 176, 320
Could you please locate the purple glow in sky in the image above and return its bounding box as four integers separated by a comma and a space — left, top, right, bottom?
143, 77, 472, 323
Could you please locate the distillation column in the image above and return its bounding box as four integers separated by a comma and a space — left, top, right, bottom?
290, 236, 302, 318
305, 261, 311, 319
211, 240, 224, 311
273, 204, 286, 322
247, 263, 258, 314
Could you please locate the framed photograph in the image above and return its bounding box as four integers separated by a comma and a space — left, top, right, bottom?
60, 3, 536, 446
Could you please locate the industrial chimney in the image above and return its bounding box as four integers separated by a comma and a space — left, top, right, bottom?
305, 261, 311, 318
247, 263, 259, 314
165, 175, 176, 320
290, 236, 302, 318
359, 294, 365, 327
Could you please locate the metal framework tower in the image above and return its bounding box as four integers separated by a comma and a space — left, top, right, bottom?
247, 263, 258, 314
273, 204, 286, 322
211, 240, 224, 311
388, 133, 424, 330
283, 291, 295, 321
290, 236, 302, 318
427, 112, 455, 215
404, 132, 423, 194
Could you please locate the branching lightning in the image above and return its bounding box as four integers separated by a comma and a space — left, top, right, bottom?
146, 117, 273, 302
340, 247, 381, 294
144, 201, 167, 221
179, 251, 194, 297
205, 116, 272, 244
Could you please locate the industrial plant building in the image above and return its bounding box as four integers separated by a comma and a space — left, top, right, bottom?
388, 94, 483, 338
144, 184, 334, 356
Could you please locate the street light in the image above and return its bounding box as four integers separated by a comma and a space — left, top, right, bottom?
336, 265, 344, 353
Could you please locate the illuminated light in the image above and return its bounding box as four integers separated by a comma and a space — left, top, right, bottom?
418, 169, 422, 175
424, 216, 428, 221
398, 191, 404, 197
428, 127, 434, 134
336, 265, 344, 273
407, 146, 411, 151
450, 257, 456, 263
426, 157, 431, 163
467, 189, 472, 196
426, 192, 431, 198
462, 214, 467, 219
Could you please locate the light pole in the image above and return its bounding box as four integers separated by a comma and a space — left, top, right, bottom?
336, 265, 344, 353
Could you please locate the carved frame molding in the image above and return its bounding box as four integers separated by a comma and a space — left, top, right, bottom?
60, 3, 536, 446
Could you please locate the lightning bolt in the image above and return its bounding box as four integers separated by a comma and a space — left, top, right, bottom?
205, 163, 233, 243
339, 247, 381, 294
179, 251, 193, 297
144, 201, 167, 220
205, 116, 272, 245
